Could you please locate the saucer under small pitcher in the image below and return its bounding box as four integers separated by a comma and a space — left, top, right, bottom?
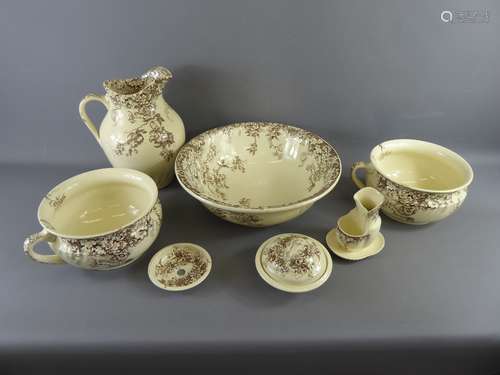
326, 230, 385, 261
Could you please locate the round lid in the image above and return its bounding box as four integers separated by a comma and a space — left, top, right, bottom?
148, 243, 212, 291
256, 234, 332, 292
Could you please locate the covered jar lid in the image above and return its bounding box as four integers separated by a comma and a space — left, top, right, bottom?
256, 233, 332, 293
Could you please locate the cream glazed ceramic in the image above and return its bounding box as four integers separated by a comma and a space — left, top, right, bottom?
175, 122, 342, 227
255, 233, 333, 293
326, 187, 385, 260
352, 139, 473, 225
148, 243, 212, 291
79, 66, 185, 189
23, 168, 162, 270
326, 231, 385, 261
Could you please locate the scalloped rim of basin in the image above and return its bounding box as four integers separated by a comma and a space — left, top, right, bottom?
174, 122, 342, 214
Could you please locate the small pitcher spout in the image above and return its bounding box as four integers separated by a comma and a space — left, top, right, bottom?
142, 66, 172, 82
353, 187, 384, 238
354, 187, 384, 215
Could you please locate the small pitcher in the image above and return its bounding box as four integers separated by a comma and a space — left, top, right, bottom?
335, 187, 384, 251
79, 66, 185, 188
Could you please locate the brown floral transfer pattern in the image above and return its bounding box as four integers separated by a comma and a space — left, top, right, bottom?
262, 235, 323, 281
336, 227, 370, 247
58, 200, 162, 270
44, 192, 66, 209
176, 122, 341, 209
154, 246, 210, 288
238, 197, 251, 208
205, 206, 263, 227
375, 173, 467, 223
104, 69, 176, 161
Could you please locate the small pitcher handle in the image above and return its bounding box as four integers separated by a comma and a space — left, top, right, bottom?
351, 161, 369, 189
23, 230, 65, 264
79, 93, 108, 142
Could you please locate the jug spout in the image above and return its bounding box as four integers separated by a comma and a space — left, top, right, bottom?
142, 66, 172, 82
354, 187, 384, 217
352, 186, 384, 238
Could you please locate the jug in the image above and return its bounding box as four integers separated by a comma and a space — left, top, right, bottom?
336, 187, 384, 251
79, 66, 185, 188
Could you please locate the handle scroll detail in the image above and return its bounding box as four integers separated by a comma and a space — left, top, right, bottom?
351, 161, 369, 189
23, 230, 65, 264
79, 93, 108, 142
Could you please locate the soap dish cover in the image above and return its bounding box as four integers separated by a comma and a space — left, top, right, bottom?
148, 243, 212, 291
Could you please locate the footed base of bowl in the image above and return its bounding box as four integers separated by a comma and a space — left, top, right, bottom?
204, 203, 313, 227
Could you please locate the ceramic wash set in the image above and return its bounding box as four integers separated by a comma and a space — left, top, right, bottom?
23, 67, 474, 293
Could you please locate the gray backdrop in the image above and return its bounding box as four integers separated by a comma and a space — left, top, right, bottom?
1, 1, 499, 374
1, 0, 499, 164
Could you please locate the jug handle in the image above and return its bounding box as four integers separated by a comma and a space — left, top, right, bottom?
79, 93, 108, 143
23, 229, 65, 264
351, 161, 368, 188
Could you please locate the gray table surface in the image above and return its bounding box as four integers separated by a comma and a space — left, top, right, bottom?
1, 145, 499, 374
